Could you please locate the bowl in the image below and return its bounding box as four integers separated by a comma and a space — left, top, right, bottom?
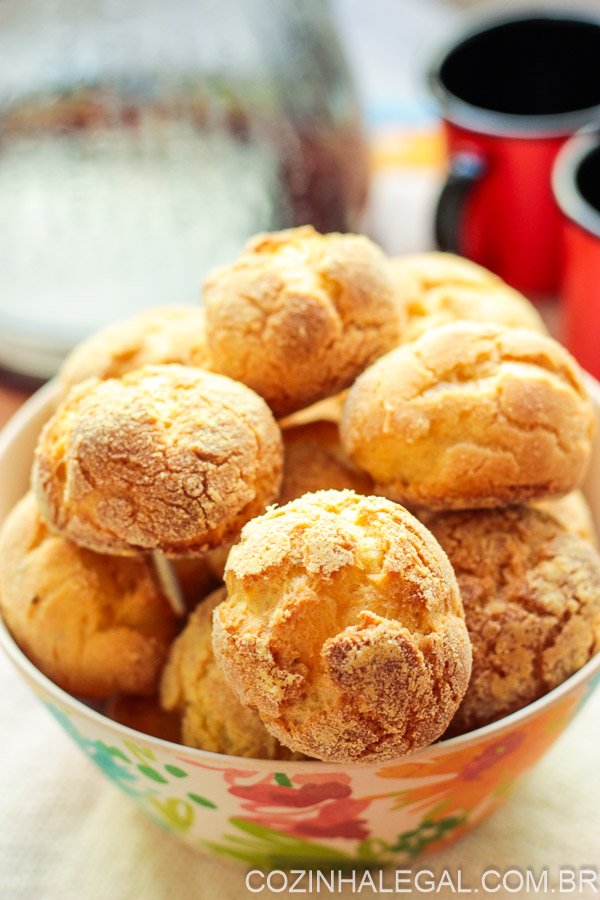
1, 380, 599, 867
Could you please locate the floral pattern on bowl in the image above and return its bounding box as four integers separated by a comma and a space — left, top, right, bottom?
17, 664, 591, 868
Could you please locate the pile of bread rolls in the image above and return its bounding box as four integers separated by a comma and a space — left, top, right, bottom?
1, 226, 598, 763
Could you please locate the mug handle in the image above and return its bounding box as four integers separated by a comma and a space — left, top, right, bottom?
434, 151, 486, 253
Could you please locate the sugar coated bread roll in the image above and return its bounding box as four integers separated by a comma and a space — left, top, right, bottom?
279, 420, 373, 504
341, 323, 595, 510
213, 490, 472, 762
59, 306, 211, 397
204, 226, 402, 416
427, 506, 600, 733
0, 494, 178, 699
33, 364, 283, 556
161, 589, 300, 759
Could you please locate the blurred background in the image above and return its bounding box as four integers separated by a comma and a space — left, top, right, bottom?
0, 0, 458, 382
0, 0, 598, 383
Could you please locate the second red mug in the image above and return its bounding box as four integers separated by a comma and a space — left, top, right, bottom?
430, 11, 600, 296
553, 128, 600, 379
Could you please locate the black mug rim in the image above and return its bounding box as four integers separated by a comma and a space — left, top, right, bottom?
553, 128, 600, 239
429, 8, 600, 139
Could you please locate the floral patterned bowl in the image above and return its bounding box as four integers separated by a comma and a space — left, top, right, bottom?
1, 380, 599, 867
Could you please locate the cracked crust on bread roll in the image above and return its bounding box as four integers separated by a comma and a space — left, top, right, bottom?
0, 493, 178, 699
203, 226, 403, 417
340, 322, 595, 510
212, 490, 472, 763
427, 506, 600, 733
32, 364, 283, 556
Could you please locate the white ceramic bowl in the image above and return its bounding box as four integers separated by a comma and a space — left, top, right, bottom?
1, 380, 599, 866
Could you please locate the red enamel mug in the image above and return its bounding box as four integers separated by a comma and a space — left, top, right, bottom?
429, 12, 600, 296
553, 128, 600, 379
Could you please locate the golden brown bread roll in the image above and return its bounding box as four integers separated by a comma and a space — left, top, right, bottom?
389, 254, 545, 343
389, 251, 508, 293
161, 589, 301, 758
203, 226, 402, 416
402, 283, 546, 342
58, 306, 211, 399
279, 420, 373, 504
213, 490, 472, 762
427, 506, 600, 733
340, 323, 595, 510
0, 494, 178, 699
33, 365, 283, 556
396, 280, 546, 345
